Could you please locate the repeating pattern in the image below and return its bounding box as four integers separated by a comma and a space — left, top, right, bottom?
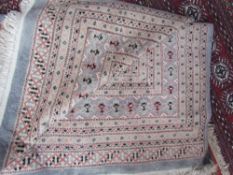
0, 0, 20, 14
122, 0, 233, 172
1, 1, 212, 174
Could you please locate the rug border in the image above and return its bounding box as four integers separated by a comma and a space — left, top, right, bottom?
0, 0, 47, 169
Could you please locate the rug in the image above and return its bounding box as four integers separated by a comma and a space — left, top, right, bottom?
0, 0, 214, 174
0, 0, 20, 14
0, 1, 232, 173
120, 1, 233, 173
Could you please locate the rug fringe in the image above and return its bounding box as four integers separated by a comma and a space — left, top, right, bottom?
20, 0, 35, 14
208, 125, 230, 175
0, 11, 22, 126
0, 0, 35, 126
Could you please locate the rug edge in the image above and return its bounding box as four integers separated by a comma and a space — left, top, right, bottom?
208, 125, 231, 175
0, 0, 35, 127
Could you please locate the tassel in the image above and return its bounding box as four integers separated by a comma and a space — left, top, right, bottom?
0, 0, 35, 126
208, 125, 230, 175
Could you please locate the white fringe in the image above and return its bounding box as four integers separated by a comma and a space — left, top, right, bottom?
0, 0, 35, 126
208, 125, 231, 175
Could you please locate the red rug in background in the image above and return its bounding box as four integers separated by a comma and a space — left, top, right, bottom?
0, 0, 20, 14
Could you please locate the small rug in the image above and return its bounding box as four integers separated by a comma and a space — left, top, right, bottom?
0, 0, 214, 174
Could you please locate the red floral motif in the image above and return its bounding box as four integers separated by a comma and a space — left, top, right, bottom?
167, 51, 174, 59
87, 63, 96, 70
98, 103, 105, 113
109, 40, 120, 47
154, 101, 161, 111
127, 102, 134, 112
168, 86, 174, 94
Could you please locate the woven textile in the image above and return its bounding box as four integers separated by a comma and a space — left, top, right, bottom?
0, 1, 214, 174
121, 1, 233, 173
0, 0, 20, 14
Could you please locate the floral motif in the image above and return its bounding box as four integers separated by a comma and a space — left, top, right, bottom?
211, 58, 233, 88
226, 93, 233, 110
184, 4, 201, 21
214, 62, 229, 81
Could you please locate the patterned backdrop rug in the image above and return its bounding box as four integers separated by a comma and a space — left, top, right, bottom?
0, 0, 20, 14
0, 0, 215, 174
